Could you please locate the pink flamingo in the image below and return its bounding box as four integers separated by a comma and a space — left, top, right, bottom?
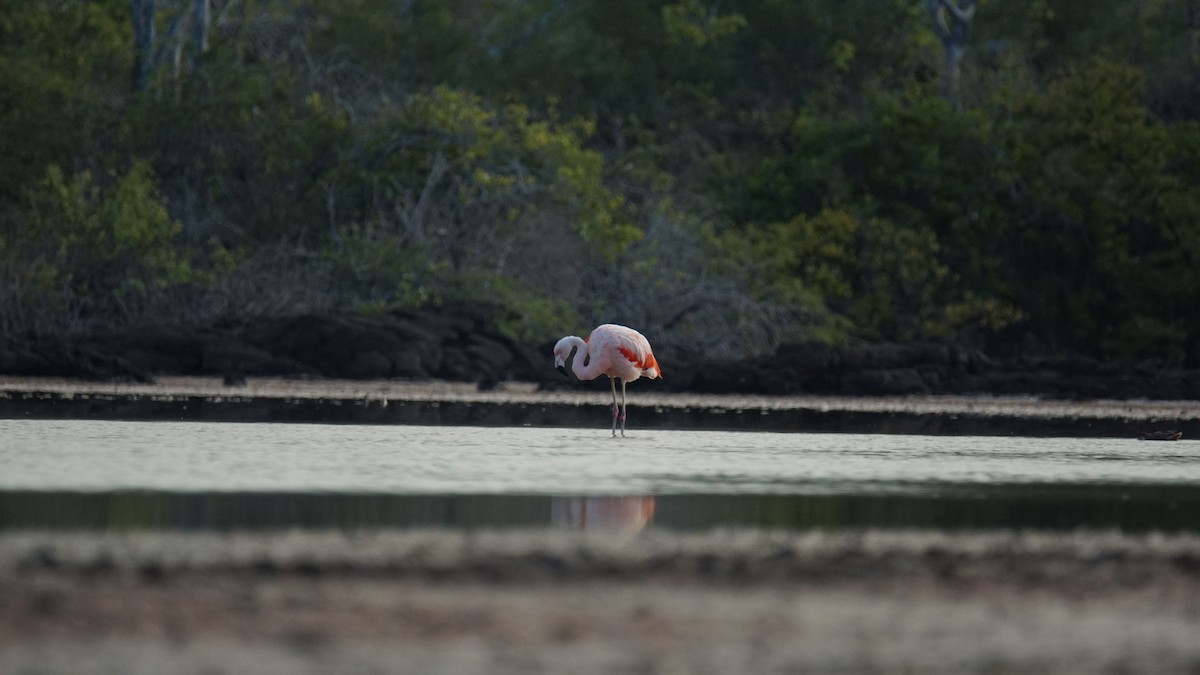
553, 324, 663, 437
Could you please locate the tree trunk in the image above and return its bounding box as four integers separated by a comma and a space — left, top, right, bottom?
926, 0, 975, 107
190, 0, 210, 60
131, 0, 156, 92
942, 41, 964, 104
1189, 0, 1200, 67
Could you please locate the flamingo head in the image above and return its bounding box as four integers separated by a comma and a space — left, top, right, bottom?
553, 336, 579, 378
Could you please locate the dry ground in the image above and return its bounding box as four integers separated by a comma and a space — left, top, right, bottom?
3, 529, 1200, 674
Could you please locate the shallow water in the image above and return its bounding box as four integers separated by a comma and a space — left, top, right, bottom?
3, 419, 1199, 531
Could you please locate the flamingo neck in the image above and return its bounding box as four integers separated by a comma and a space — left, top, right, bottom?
568, 336, 605, 381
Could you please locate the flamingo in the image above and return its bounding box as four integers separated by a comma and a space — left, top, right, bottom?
553, 324, 662, 437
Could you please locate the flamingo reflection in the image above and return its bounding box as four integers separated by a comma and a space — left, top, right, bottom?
550, 496, 657, 532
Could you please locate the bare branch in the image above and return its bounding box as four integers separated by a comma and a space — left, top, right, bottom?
937, 0, 976, 24
401, 147, 450, 244
131, 0, 156, 91
191, 0, 210, 52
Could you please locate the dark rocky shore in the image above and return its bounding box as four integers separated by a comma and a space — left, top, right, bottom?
2, 303, 1198, 400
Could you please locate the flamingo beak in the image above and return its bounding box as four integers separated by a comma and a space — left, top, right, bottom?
556, 364, 568, 377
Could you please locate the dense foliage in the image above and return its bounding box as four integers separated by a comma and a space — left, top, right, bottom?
2, 0, 1198, 364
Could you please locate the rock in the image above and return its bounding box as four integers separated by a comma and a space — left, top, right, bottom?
847, 368, 930, 396
0, 335, 151, 382
466, 334, 514, 374
246, 315, 425, 378
200, 339, 305, 377
511, 343, 555, 383
0, 339, 49, 375
1138, 430, 1182, 441
345, 350, 393, 379
434, 347, 468, 380
108, 327, 207, 374
386, 349, 427, 378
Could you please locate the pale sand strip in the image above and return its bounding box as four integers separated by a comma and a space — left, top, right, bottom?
3, 374, 1199, 420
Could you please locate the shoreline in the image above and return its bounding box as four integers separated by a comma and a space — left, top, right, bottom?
3, 375, 1199, 437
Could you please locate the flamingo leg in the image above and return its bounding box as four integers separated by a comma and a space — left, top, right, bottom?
620, 379, 628, 437
610, 377, 619, 437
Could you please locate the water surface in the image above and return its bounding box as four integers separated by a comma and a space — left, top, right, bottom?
3, 419, 1199, 532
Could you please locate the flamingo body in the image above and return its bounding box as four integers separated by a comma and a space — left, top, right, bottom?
553, 324, 662, 436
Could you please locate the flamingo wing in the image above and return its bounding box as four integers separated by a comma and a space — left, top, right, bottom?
589, 324, 662, 380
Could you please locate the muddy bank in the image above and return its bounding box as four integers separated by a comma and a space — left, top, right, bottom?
3, 375, 1200, 437
3, 529, 1200, 674
6, 528, 1200, 587
3, 304, 1199, 400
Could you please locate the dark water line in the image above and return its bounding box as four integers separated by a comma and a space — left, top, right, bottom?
3, 393, 1194, 438
3, 487, 1200, 533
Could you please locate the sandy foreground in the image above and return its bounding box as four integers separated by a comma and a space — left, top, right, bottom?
2, 529, 1200, 674
4, 376, 1200, 673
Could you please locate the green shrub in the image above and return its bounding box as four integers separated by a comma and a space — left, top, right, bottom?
2, 161, 187, 331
